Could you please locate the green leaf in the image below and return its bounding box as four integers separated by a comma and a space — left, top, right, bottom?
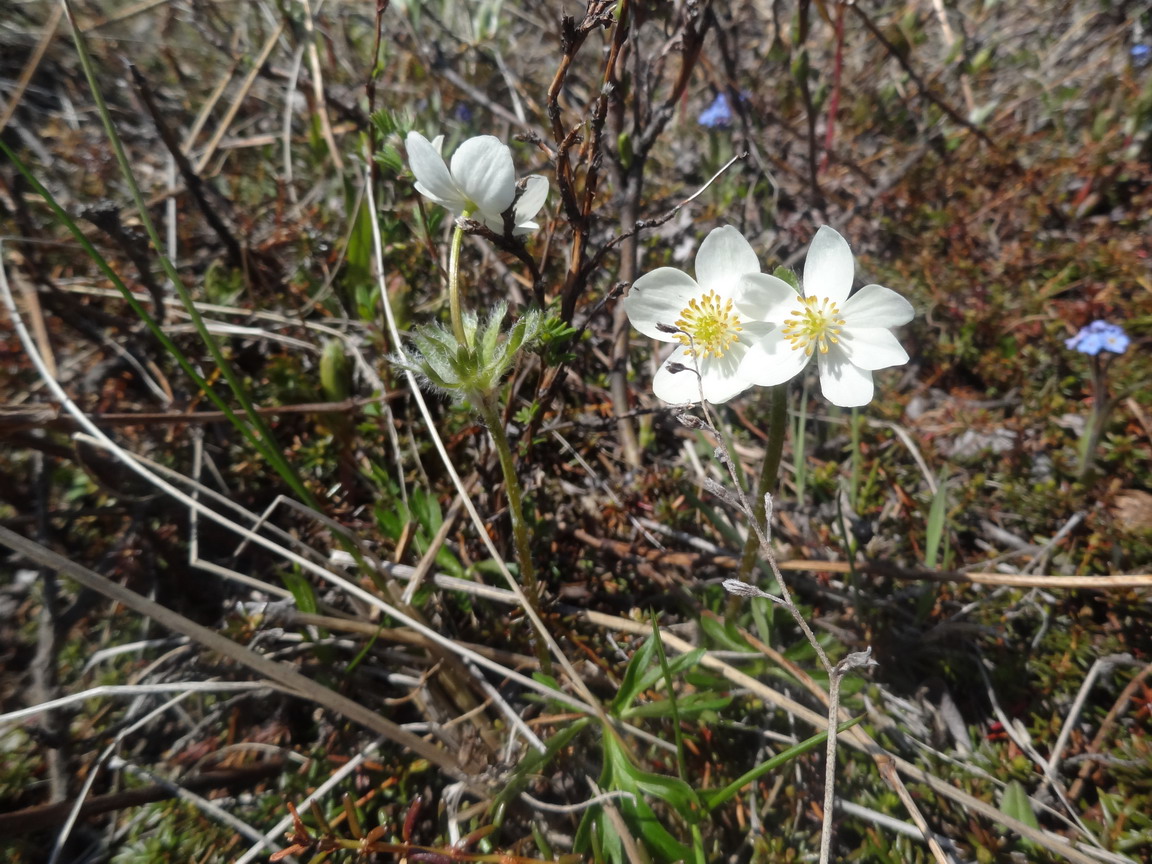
319, 340, 352, 403
282, 569, 319, 615
410, 486, 443, 535
622, 693, 732, 721
1000, 780, 1039, 830
698, 613, 753, 653
610, 636, 657, 714
614, 652, 708, 721
600, 735, 694, 861
924, 471, 949, 569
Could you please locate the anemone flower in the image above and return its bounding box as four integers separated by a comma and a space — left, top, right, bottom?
405, 131, 547, 236
738, 226, 913, 407
623, 226, 777, 404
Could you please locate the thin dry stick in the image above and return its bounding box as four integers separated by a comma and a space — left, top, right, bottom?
0, 4, 65, 134
298, 0, 344, 173
193, 22, 286, 174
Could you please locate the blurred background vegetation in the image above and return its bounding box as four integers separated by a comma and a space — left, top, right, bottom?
0, 1, 1149, 862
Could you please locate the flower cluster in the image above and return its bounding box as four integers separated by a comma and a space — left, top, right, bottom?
624, 226, 913, 407
406, 131, 547, 235
1065, 320, 1130, 356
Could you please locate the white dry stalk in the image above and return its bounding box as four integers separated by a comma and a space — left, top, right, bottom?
0, 682, 273, 729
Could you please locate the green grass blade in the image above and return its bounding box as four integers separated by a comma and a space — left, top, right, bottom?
702, 715, 864, 811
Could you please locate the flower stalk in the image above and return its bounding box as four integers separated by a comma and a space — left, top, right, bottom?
1077, 353, 1113, 481
735, 384, 790, 582
475, 393, 551, 673
448, 213, 471, 347
1065, 320, 1129, 481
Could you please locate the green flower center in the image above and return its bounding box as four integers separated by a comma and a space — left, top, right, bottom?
782, 295, 845, 356
674, 290, 743, 359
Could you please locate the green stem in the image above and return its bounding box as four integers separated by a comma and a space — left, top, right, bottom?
1077, 354, 1109, 482
476, 393, 551, 673
736, 384, 790, 581
448, 213, 471, 347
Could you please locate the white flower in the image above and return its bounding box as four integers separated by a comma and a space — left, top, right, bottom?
738, 226, 913, 407
405, 131, 548, 236
623, 226, 778, 404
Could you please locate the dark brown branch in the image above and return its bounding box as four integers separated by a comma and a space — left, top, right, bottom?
0, 760, 286, 835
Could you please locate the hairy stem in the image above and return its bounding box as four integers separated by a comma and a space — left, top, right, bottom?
736, 384, 790, 581
476, 394, 551, 673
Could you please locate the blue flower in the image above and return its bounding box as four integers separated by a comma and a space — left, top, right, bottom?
1065, 320, 1130, 356
698, 92, 734, 129
1132, 44, 1151, 68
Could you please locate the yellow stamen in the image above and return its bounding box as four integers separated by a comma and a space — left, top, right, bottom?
781, 295, 846, 357
674, 290, 743, 359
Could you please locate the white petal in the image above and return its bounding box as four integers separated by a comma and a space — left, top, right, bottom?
841, 284, 914, 327
698, 348, 754, 403
739, 329, 810, 386
695, 226, 762, 298
651, 346, 752, 405
414, 181, 468, 213
407, 131, 463, 209
652, 345, 702, 404
474, 212, 508, 234
816, 348, 875, 407
804, 226, 854, 304
837, 327, 909, 371
736, 272, 800, 322
739, 319, 777, 343
513, 175, 549, 226
623, 268, 700, 341
450, 136, 516, 222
